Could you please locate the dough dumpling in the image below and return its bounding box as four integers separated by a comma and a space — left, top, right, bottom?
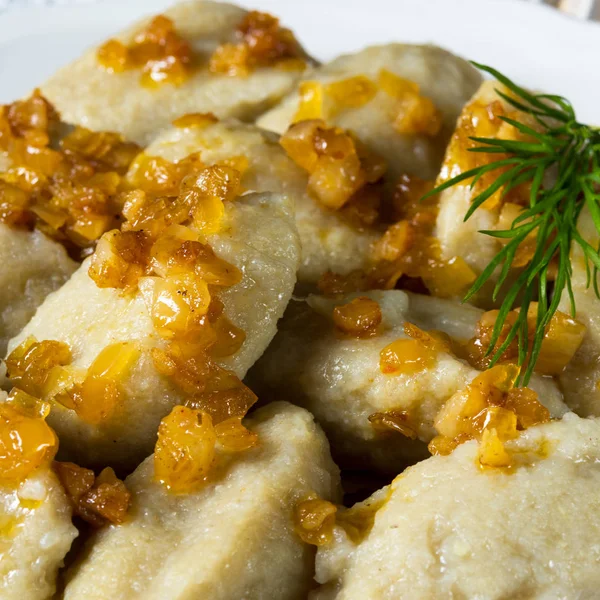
7, 126, 301, 471
249, 290, 566, 471
257, 45, 481, 286
0, 467, 78, 600
63, 403, 340, 600
258, 44, 481, 181
41, 1, 311, 145
313, 413, 600, 600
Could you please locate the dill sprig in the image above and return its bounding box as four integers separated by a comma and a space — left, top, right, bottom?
426, 63, 600, 385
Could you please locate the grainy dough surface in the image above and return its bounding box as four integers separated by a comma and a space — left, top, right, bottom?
313, 413, 600, 600
41, 1, 309, 145
63, 403, 341, 600
0, 224, 76, 356
249, 290, 566, 471
258, 44, 482, 182
0, 466, 78, 600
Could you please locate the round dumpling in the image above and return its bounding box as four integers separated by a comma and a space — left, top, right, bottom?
258, 44, 482, 181
7, 126, 301, 471
0, 467, 78, 600
248, 290, 567, 471
257, 45, 481, 287
41, 1, 311, 145
0, 225, 76, 355
313, 413, 600, 600
63, 403, 340, 600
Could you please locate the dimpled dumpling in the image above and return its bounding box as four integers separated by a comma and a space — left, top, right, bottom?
0, 226, 76, 355
248, 290, 566, 471
0, 467, 78, 600
6, 127, 301, 471
312, 413, 600, 600
258, 44, 481, 181
41, 1, 311, 145
63, 403, 340, 600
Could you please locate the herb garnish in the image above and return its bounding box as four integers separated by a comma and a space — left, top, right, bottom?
425, 63, 600, 385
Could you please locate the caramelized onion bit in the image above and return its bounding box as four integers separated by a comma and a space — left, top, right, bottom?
55, 461, 131, 526
379, 338, 436, 376
0, 389, 57, 485
465, 305, 586, 375
210, 11, 304, 77
6, 338, 72, 398
333, 296, 382, 338
0, 92, 142, 257
97, 15, 193, 87
294, 493, 338, 546
368, 410, 417, 439
430, 364, 550, 466
439, 90, 538, 209
154, 406, 217, 493
281, 119, 386, 210
214, 417, 259, 452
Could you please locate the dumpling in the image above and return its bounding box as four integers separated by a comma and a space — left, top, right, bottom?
312, 413, 600, 600
0, 226, 75, 355
6, 125, 301, 471
0, 390, 78, 600
258, 44, 481, 181
248, 290, 567, 471
257, 45, 481, 287
0, 468, 78, 600
63, 403, 340, 600
41, 1, 311, 145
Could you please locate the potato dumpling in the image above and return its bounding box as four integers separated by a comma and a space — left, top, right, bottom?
257, 45, 481, 288
7, 126, 301, 471
0, 226, 76, 355
313, 414, 600, 600
248, 290, 566, 471
258, 44, 482, 181
63, 403, 340, 600
41, 1, 311, 145
0, 467, 78, 600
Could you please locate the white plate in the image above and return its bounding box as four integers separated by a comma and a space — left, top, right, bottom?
1, 0, 599, 123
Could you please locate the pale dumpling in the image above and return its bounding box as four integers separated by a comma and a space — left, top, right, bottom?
257, 45, 481, 287
63, 403, 340, 600
7, 126, 301, 471
258, 44, 482, 182
0, 225, 76, 355
40, 1, 310, 146
248, 290, 566, 471
312, 413, 600, 600
0, 467, 78, 600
